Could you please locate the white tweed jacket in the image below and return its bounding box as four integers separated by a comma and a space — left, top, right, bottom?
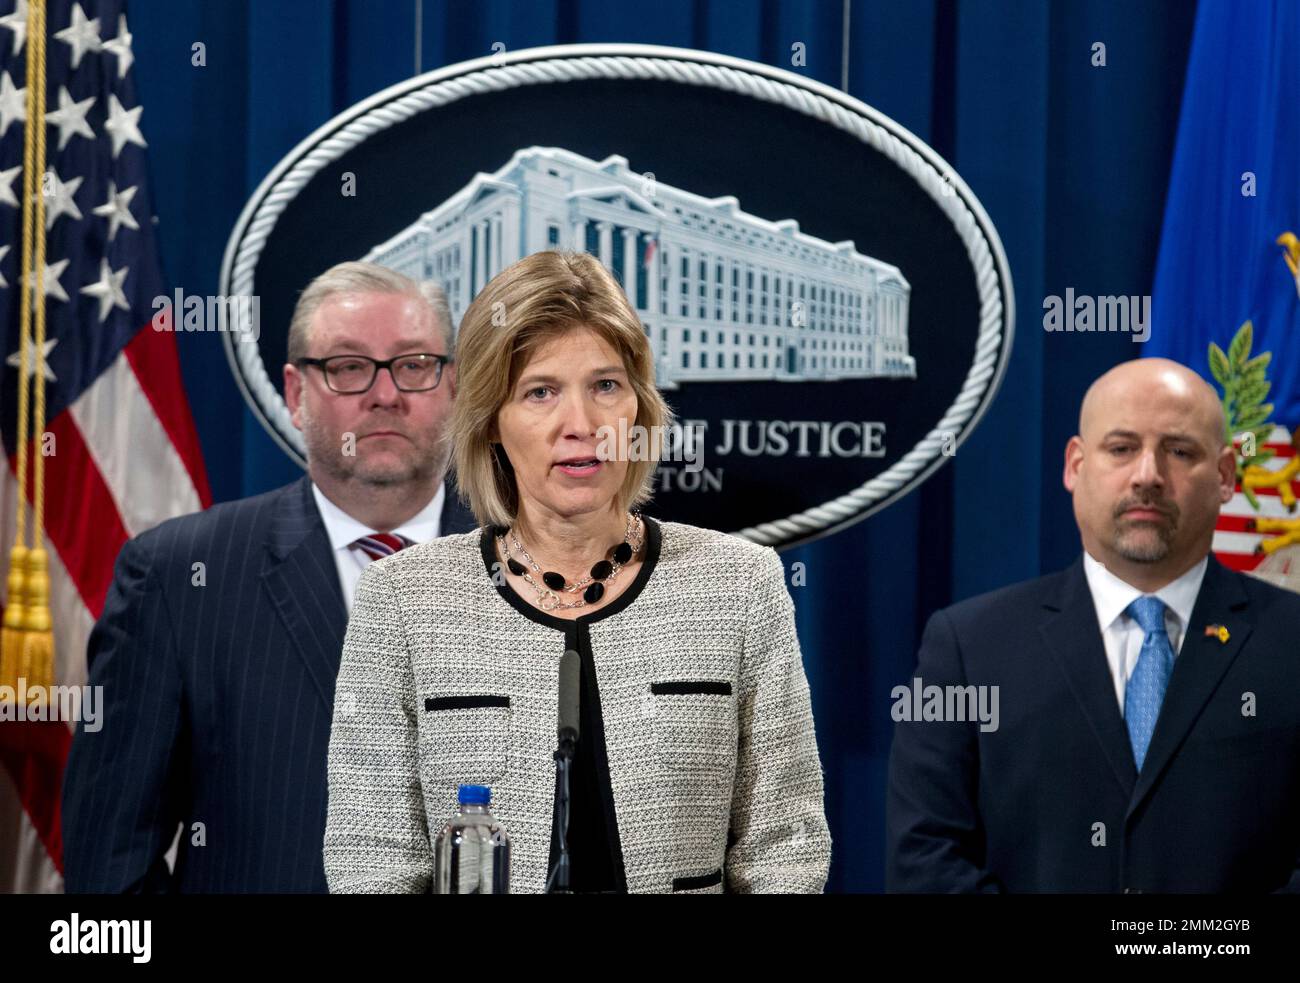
324, 516, 831, 893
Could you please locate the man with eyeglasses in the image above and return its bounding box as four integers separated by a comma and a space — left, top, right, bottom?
62, 262, 476, 893
283, 265, 473, 616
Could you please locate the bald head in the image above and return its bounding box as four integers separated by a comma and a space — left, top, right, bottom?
1065, 357, 1236, 592
1078, 358, 1226, 449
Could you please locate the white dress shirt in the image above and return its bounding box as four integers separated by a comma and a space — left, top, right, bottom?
1081, 550, 1208, 715
311, 481, 445, 613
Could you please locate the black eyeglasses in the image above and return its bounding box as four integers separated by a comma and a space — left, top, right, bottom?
296, 353, 452, 394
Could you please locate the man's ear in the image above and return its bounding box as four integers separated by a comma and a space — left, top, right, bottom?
1217, 443, 1237, 504
284, 363, 304, 430
445, 360, 457, 398
1063, 435, 1084, 493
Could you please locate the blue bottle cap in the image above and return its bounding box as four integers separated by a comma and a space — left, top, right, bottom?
458, 784, 491, 805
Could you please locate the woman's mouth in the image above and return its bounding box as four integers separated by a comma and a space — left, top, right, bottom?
555, 458, 602, 477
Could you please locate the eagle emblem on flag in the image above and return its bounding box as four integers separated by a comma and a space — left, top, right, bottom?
1210, 247, 1300, 592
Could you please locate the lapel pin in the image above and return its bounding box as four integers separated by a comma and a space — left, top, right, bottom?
1204, 624, 1230, 643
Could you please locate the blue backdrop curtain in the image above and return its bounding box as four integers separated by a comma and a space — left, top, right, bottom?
129, 0, 1198, 892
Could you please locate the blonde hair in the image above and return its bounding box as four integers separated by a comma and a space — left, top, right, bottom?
450, 251, 672, 527
286, 261, 453, 363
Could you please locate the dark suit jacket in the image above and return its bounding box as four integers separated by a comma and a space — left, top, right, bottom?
886, 555, 1300, 893
61, 475, 478, 893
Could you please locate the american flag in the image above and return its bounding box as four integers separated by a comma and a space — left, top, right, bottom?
1214, 426, 1300, 590
0, 0, 210, 892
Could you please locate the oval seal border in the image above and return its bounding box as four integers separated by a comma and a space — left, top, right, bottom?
219, 43, 1014, 548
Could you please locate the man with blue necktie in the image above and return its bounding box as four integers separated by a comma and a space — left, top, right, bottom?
887, 357, 1300, 893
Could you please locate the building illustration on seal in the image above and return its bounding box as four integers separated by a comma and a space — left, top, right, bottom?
364, 146, 914, 388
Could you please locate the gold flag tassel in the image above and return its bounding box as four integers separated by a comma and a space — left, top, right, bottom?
19, 0, 53, 702
0, 0, 46, 695
0, 548, 26, 691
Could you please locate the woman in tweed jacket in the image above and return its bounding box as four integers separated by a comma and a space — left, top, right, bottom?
325, 250, 830, 893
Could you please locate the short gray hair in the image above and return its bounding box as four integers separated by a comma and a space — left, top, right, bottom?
286, 261, 454, 364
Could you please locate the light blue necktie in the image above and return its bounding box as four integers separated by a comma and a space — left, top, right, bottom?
1124, 596, 1175, 771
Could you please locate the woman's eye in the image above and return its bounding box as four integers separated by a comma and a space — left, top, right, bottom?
595, 379, 620, 393
526, 386, 551, 400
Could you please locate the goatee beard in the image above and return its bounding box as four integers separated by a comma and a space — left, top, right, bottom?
1111, 494, 1179, 563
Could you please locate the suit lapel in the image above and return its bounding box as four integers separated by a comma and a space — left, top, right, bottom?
1126, 558, 1252, 818
261, 477, 348, 712
1038, 559, 1138, 798
439, 478, 479, 535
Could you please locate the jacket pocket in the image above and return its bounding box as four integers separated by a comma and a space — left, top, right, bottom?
419, 695, 511, 787
651, 681, 733, 697
425, 695, 510, 712
649, 681, 736, 778
672, 867, 724, 893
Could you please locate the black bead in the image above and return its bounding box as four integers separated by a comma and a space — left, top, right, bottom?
590, 559, 613, 580
612, 542, 633, 564
543, 571, 567, 591
583, 582, 605, 604
506, 558, 526, 576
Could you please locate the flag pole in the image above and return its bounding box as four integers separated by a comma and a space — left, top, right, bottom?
0, 0, 44, 694
20, 0, 54, 701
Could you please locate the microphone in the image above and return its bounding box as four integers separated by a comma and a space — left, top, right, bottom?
557, 649, 580, 758
548, 649, 581, 893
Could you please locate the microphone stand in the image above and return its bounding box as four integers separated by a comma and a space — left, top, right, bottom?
545, 728, 576, 894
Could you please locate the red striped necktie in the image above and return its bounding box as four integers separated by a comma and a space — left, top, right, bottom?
352, 532, 413, 561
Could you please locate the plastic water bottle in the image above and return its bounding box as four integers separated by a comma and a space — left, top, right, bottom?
433, 785, 511, 894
